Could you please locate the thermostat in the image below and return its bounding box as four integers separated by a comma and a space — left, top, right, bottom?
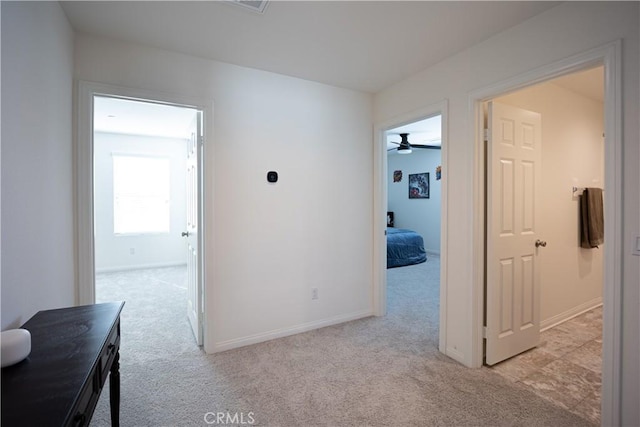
267, 171, 278, 183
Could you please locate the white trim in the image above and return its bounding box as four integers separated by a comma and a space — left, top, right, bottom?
601, 40, 623, 427
75, 80, 214, 351
76, 81, 96, 305
540, 298, 603, 332
444, 346, 466, 365
372, 122, 387, 318
373, 100, 449, 354
213, 309, 373, 353
439, 103, 449, 355
468, 41, 622, 426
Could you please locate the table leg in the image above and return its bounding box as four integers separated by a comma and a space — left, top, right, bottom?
109, 350, 120, 427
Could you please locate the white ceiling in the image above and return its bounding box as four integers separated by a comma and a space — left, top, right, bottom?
94, 96, 197, 139
60, 1, 561, 94
386, 115, 441, 153
551, 66, 604, 103
77, 2, 602, 141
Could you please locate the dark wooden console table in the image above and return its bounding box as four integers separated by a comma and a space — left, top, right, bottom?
1, 302, 124, 427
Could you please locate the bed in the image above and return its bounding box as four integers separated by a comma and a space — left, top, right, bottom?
387, 227, 427, 268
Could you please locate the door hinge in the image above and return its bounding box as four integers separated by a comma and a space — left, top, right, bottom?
483, 128, 490, 142
483, 326, 488, 339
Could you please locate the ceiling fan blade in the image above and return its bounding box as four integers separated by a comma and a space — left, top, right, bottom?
387, 133, 420, 153
411, 144, 441, 150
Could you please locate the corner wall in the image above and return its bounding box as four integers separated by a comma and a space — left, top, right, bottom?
1, 2, 75, 329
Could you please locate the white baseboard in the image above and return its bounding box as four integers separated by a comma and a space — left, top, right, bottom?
95, 262, 187, 274
445, 346, 467, 366
540, 297, 603, 331
212, 309, 374, 353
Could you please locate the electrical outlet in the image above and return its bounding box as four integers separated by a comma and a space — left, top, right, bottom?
311, 288, 319, 300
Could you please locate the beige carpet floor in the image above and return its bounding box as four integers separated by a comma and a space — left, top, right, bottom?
90, 259, 589, 426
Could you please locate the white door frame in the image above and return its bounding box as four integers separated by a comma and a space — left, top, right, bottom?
373, 100, 449, 352
75, 80, 213, 348
469, 41, 622, 425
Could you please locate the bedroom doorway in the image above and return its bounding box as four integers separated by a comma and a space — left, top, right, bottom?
385, 111, 444, 348
92, 95, 205, 346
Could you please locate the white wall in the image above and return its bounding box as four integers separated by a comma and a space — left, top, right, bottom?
374, 3, 638, 424
497, 79, 604, 327
387, 150, 441, 254
74, 34, 374, 351
1, 2, 75, 329
94, 132, 187, 272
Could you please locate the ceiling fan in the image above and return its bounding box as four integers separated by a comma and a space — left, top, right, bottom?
387, 133, 440, 154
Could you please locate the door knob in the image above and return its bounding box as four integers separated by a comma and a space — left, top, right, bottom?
181, 231, 190, 237
535, 239, 547, 248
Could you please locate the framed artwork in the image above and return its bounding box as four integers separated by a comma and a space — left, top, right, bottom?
408, 172, 429, 199
393, 170, 403, 182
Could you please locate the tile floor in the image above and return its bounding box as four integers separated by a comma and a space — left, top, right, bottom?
488, 306, 602, 425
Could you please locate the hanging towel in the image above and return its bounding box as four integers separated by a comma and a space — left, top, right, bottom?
580, 188, 604, 248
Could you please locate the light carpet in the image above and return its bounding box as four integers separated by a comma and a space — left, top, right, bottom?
91, 260, 589, 426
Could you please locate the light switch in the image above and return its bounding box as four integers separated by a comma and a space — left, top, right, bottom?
634, 236, 640, 256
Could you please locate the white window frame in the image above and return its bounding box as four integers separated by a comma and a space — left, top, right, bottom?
112, 153, 171, 236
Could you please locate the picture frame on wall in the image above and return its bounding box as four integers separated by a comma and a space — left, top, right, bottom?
408, 172, 429, 199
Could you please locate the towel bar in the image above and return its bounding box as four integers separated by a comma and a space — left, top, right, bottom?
573, 186, 603, 196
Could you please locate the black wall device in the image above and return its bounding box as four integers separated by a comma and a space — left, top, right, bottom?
267, 171, 278, 183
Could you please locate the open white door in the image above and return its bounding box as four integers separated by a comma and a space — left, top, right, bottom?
485, 101, 543, 366
185, 111, 203, 345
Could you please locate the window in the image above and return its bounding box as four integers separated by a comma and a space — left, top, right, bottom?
113, 154, 170, 234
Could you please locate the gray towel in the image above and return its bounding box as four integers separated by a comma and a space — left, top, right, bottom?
580, 188, 604, 248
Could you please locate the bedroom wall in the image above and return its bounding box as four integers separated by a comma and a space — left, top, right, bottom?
374, 2, 638, 423
74, 34, 374, 352
387, 149, 442, 254
1, 2, 75, 329
496, 76, 604, 329
93, 132, 188, 272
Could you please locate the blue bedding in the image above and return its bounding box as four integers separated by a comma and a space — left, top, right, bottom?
387, 228, 427, 268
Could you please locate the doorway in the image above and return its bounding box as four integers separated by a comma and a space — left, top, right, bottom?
483, 66, 605, 423
90, 94, 204, 346
471, 41, 622, 425
374, 102, 448, 352
385, 116, 443, 345
92, 97, 195, 273
386, 115, 442, 258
